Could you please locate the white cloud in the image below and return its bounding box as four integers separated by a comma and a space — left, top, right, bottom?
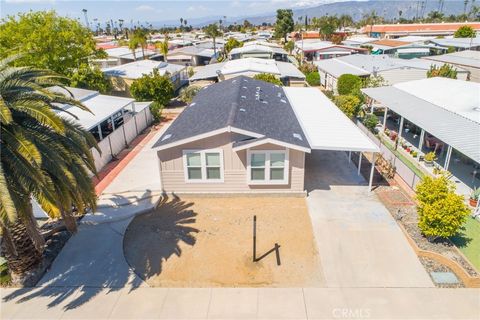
187, 5, 208, 12
135, 4, 163, 14
5, 0, 55, 3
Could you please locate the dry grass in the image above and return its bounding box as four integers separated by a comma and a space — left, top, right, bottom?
123, 196, 324, 287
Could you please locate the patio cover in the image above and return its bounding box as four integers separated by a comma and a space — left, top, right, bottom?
362, 80, 480, 164
284, 87, 379, 152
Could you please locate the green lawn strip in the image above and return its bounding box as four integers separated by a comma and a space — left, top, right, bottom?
451, 217, 480, 272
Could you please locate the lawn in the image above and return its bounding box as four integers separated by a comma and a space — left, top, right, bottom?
451, 217, 480, 271
123, 196, 324, 287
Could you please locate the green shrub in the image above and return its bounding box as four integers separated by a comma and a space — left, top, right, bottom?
415, 175, 470, 239
337, 74, 362, 95
253, 73, 283, 86
334, 94, 361, 119
454, 25, 476, 38
70, 63, 112, 94
427, 64, 457, 79
149, 102, 163, 124
130, 68, 174, 106
305, 71, 320, 86
299, 63, 317, 75
363, 113, 378, 132
179, 85, 201, 103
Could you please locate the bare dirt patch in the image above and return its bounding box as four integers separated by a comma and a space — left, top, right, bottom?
123, 196, 324, 287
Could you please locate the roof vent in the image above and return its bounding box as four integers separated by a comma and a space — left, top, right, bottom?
293, 133, 303, 141
262, 100, 268, 104
280, 99, 287, 103
239, 108, 246, 112
241, 95, 246, 99
161, 134, 172, 141
242, 86, 248, 89
474, 107, 480, 112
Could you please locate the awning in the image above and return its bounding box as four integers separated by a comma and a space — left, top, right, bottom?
284, 87, 379, 152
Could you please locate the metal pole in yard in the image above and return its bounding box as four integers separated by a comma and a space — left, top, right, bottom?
348, 151, 352, 163
383, 107, 388, 129
253, 215, 257, 262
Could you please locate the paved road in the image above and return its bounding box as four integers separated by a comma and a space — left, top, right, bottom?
305, 150, 434, 288
2, 286, 479, 319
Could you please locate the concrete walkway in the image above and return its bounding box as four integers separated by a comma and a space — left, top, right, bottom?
2, 286, 479, 319
37, 126, 170, 289
305, 150, 434, 288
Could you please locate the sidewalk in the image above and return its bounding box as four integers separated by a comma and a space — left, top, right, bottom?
2, 286, 479, 319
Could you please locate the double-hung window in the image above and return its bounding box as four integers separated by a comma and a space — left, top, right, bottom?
247, 150, 288, 184
183, 150, 223, 182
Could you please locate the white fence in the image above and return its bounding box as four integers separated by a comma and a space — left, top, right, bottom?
357, 121, 423, 189
91, 107, 153, 172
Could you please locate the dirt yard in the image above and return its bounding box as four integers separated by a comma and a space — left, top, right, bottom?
123, 196, 324, 287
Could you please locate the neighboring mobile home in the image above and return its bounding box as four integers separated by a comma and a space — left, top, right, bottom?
154, 76, 378, 195
103, 60, 188, 95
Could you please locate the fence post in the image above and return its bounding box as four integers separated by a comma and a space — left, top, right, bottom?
122, 124, 128, 148
108, 136, 114, 158
134, 114, 139, 135
144, 108, 148, 125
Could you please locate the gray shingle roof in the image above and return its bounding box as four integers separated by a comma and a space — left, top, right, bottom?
153, 76, 310, 150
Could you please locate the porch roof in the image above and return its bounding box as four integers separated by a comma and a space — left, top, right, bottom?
284, 87, 379, 152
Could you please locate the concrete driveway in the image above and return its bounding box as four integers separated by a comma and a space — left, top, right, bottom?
305, 150, 433, 288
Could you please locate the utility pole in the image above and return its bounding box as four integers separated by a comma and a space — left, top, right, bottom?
82, 9, 90, 29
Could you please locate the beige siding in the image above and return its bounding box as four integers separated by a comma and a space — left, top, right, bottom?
157, 133, 306, 193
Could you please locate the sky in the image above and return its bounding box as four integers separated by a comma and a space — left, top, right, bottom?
0, 0, 342, 26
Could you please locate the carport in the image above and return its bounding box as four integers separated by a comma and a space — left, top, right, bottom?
284, 87, 380, 191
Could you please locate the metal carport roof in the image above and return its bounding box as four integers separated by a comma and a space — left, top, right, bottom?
362, 81, 480, 164
284, 87, 379, 152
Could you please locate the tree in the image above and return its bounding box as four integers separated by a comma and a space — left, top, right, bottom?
224, 38, 243, 54
70, 64, 112, 94
363, 75, 388, 88
317, 16, 339, 40
274, 9, 294, 42
179, 85, 201, 104
0, 56, 98, 279
128, 36, 139, 61
305, 71, 320, 86
131, 28, 148, 59
427, 64, 458, 79
454, 25, 476, 38
157, 36, 169, 62
283, 40, 295, 54
363, 113, 378, 132
0, 11, 102, 76
337, 74, 362, 95
204, 24, 222, 56
130, 68, 174, 107
334, 95, 361, 119
338, 14, 353, 31
415, 175, 470, 239
253, 73, 283, 86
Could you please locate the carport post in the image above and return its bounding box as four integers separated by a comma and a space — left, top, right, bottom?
358, 152, 362, 176
444, 145, 453, 170
368, 152, 376, 193
382, 107, 388, 128
398, 116, 404, 139
348, 151, 351, 163
418, 129, 425, 153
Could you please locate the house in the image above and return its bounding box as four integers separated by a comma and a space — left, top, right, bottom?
362, 77, 480, 195
342, 36, 378, 48
167, 46, 218, 66
368, 39, 437, 59
229, 44, 289, 61
315, 54, 469, 92
189, 58, 305, 86
103, 60, 188, 95
98, 47, 157, 67
153, 76, 378, 195
423, 50, 480, 82
425, 36, 480, 52
50, 86, 153, 171
362, 22, 480, 39
294, 40, 367, 61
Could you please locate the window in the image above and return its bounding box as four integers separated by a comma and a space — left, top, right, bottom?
247, 150, 288, 184
183, 150, 223, 182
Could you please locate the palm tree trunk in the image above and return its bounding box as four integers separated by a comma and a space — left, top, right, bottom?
1, 222, 43, 277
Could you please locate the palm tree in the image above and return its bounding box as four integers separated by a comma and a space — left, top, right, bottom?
204, 24, 222, 56
158, 36, 169, 62
0, 56, 98, 279
128, 36, 139, 61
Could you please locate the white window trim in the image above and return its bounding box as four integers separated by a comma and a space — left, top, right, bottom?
183, 149, 224, 183
247, 149, 289, 185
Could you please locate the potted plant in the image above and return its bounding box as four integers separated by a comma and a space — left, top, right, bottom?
384, 128, 390, 136
412, 151, 418, 158
406, 145, 411, 153
424, 152, 436, 167
470, 187, 480, 207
